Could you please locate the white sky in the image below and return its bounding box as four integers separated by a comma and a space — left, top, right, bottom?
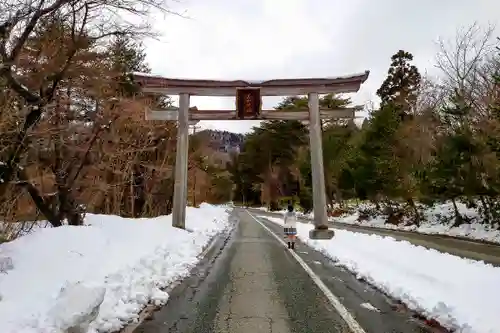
144, 0, 500, 133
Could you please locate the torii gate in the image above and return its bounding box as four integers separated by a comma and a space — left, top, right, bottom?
134, 71, 370, 240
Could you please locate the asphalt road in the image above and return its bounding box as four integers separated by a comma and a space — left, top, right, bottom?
247, 208, 500, 267
131, 209, 440, 333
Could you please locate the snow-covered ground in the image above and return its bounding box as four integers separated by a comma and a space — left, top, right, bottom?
0, 204, 230, 333
270, 201, 500, 244
330, 202, 500, 244
261, 215, 500, 333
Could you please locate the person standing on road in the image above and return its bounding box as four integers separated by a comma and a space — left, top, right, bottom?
284, 202, 297, 249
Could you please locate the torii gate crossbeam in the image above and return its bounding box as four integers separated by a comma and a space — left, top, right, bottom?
134, 71, 370, 240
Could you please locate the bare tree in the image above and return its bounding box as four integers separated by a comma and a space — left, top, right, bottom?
0, 0, 178, 226
435, 22, 497, 120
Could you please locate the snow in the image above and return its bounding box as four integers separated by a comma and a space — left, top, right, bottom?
48, 283, 105, 333
0, 204, 230, 333
360, 302, 380, 312
131, 72, 163, 78
331, 202, 500, 244
261, 215, 500, 333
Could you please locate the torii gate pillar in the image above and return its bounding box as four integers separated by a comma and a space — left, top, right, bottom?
308, 93, 334, 239
172, 93, 190, 229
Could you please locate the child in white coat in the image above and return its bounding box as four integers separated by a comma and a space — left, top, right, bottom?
284, 203, 297, 249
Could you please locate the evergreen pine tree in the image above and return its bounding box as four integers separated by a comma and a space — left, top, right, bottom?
376, 50, 421, 118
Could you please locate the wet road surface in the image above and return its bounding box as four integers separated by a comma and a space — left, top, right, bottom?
247, 208, 500, 267
132, 209, 437, 333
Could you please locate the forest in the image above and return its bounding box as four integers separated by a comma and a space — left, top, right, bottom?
229, 25, 500, 227
0, 0, 234, 240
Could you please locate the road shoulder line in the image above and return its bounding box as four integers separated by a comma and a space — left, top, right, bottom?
246, 209, 367, 333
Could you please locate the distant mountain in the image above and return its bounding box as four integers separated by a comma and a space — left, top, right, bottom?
195, 129, 245, 154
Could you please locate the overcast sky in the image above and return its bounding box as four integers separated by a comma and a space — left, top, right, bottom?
144, 0, 499, 133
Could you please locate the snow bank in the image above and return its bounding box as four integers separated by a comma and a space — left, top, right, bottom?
0, 204, 230, 333
48, 283, 105, 333
262, 215, 500, 333
298, 202, 500, 244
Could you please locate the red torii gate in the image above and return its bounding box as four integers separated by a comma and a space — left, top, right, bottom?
134, 71, 370, 240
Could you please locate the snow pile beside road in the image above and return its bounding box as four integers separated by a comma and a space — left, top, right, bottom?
304, 202, 500, 244
263, 215, 500, 333
0, 204, 230, 333
414, 203, 500, 243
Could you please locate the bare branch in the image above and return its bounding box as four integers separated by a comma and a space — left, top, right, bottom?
8, 0, 74, 63
435, 22, 497, 121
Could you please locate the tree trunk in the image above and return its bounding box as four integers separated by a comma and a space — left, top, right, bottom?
192, 170, 197, 207
166, 191, 174, 215
407, 197, 420, 226
479, 195, 490, 224
451, 197, 464, 227
334, 186, 343, 207
384, 198, 394, 216
325, 187, 334, 208
56, 181, 84, 226
373, 197, 380, 210
66, 204, 83, 226
132, 164, 146, 218
129, 168, 134, 217
17, 170, 62, 227
24, 183, 62, 227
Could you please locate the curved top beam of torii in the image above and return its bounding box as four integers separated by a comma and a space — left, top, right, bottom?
132, 71, 370, 96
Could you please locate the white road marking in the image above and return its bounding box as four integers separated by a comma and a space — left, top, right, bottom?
246, 210, 367, 333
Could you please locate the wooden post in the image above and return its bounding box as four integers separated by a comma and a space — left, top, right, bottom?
172, 93, 190, 228
308, 92, 334, 239
192, 123, 198, 207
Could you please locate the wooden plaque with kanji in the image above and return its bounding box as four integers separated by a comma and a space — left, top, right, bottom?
236, 88, 261, 119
